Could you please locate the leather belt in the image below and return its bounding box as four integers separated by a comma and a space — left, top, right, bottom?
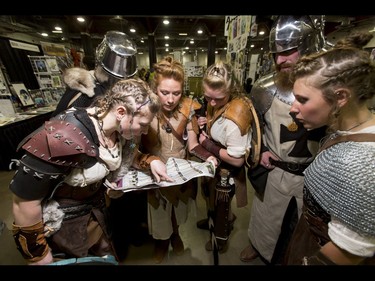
269, 159, 311, 176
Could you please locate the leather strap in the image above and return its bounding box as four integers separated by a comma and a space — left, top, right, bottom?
159, 114, 185, 144
319, 133, 375, 152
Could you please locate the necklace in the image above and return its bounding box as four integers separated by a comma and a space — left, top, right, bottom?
345, 114, 373, 131
97, 119, 119, 159
161, 114, 173, 133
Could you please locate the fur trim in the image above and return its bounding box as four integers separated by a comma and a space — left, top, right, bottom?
63, 67, 96, 97
42, 200, 65, 237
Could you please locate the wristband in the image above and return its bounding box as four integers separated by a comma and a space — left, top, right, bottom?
202, 139, 221, 158
190, 144, 215, 161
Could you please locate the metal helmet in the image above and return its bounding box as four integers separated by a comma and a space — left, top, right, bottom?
96, 31, 138, 79
269, 15, 326, 56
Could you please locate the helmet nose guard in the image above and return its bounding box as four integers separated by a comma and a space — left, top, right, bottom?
96, 31, 138, 79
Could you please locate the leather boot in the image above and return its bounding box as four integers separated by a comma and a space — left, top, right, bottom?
171, 233, 184, 255
153, 239, 170, 264
196, 218, 209, 230
170, 208, 184, 255
240, 244, 259, 262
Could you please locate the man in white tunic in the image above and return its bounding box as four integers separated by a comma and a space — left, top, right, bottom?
241, 15, 329, 264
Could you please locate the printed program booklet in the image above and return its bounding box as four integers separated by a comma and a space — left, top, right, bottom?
105, 157, 216, 193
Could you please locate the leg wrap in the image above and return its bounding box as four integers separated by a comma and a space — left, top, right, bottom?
213, 184, 235, 246
12, 220, 49, 263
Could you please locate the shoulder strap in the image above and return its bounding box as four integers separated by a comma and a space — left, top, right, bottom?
159, 114, 185, 144
319, 133, 375, 152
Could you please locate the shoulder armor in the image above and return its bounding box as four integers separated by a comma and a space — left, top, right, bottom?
250, 72, 276, 115
63, 68, 96, 97
223, 97, 253, 136
179, 97, 201, 119
21, 113, 98, 168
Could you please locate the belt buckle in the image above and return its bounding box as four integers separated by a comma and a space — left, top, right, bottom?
287, 162, 299, 172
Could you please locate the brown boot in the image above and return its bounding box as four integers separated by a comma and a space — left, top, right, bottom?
171, 233, 184, 255
240, 244, 259, 262
153, 239, 170, 264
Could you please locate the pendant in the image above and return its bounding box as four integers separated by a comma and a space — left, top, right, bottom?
163, 124, 172, 133
287, 121, 298, 132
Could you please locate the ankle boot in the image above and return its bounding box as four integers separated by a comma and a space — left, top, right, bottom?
153, 239, 170, 264
171, 233, 184, 255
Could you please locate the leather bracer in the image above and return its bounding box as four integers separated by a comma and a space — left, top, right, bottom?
12, 220, 49, 263
202, 139, 221, 158
190, 144, 215, 161
135, 153, 161, 170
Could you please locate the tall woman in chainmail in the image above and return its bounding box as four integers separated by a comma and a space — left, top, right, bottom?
286, 32, 375, 265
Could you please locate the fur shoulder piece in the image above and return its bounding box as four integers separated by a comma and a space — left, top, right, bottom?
63, 68, 96, 97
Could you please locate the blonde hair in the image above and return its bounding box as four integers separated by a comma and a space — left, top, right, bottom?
93, 78, 160, 116
203, 61, 244, 99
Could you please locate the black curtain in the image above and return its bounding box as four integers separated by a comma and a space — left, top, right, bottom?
0, 37, 42, 90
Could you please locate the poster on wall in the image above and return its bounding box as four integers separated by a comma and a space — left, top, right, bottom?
51, 75, 62, 88
45, 58, 60, 72
42, 89, 54, 105
36, 74, 53, 88
29, 89, 46, 107
12, 83, 34, 107
34, 59, 49, 73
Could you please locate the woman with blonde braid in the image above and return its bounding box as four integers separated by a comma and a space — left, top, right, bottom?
286, 32, 375, 265
9, 78, 164, 265
196, 61, 256, 254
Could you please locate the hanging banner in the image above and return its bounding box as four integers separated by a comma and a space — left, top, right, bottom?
40, 42, 67, 57
9, 40, 40, 52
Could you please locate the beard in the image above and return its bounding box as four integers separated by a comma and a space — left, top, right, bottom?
274, 69, 293, 92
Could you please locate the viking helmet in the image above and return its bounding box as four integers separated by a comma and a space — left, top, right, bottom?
269, 15, 326, 56
96, 31, 138, 79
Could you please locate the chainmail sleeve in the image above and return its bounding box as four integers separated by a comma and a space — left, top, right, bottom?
304, 141, 375, 236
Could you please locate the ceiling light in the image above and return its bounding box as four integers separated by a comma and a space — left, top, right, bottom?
55, 26, 62, 31
179, 33, 188, 36
197, 29, 203, 34
130, 28, 136, 33
163, 20, 170, 25
164, 35, 169, 39
77, 17, 85, 22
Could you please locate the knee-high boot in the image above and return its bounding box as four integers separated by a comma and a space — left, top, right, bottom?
170, 206, 184, 255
